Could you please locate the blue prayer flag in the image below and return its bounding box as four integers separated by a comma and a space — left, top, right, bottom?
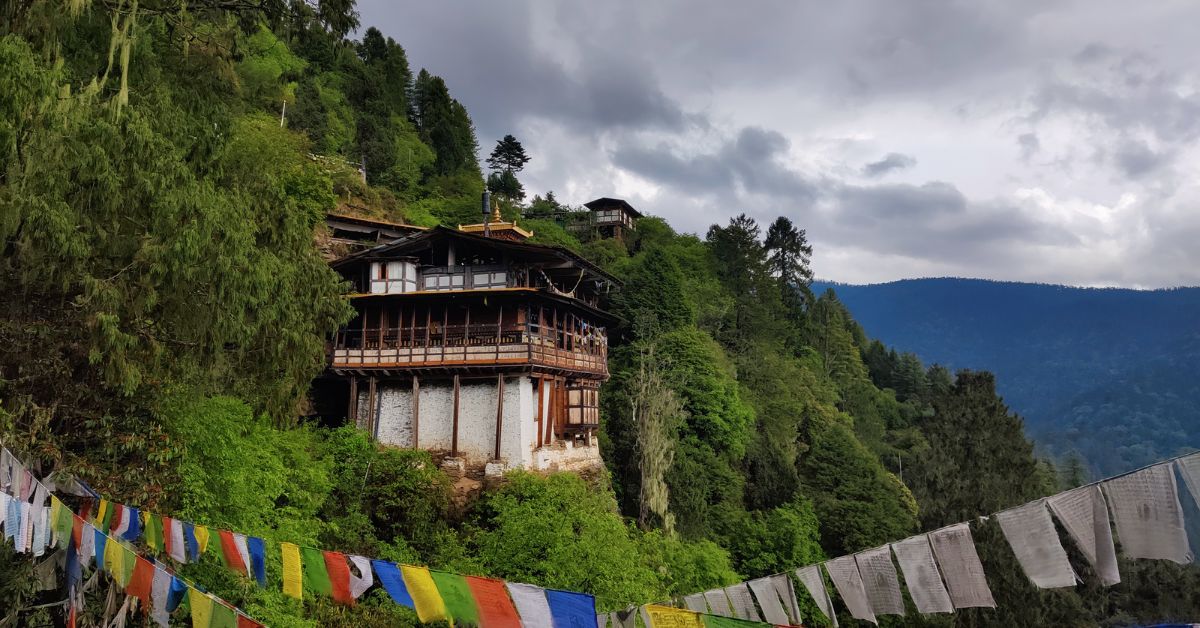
122, 507, 141, 542
93, 529, 108, 570
166, 576, 188, 612
545, 589, 597, 628
248, 536, 267, 586
372, 559, 415, 608
183, 523, 199, 561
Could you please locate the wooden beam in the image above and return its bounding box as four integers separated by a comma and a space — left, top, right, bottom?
494, 374, 505, 462
412, 375, 421, 449
451, 374, 461, 457
348, 376, 359, 426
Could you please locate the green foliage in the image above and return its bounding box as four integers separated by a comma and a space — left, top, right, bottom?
466, 473, 664, 610
522, 217, 583, 250
237, 26, 306, 107
713, 498, 825, 578
799, 422, 918, 555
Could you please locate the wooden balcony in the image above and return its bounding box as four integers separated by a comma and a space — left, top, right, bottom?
330, 324, 608, 378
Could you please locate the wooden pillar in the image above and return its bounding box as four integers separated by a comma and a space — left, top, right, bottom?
494, 374, 505, 461
451, 374, 461, 457
348, 376, 359, 425
366, 376, 378, 439
411, 375, 421, 448
535, 377, 545, 448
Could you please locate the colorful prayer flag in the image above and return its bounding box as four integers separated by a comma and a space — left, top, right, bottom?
167, 518, 187, 563
645, 604, 705, 628
466, 575, 523, 628
126, 556, 155, 608
348, 555, 374, 600
152, 567, 173, 627
322, 551, 354, 605
281, 542, 303, 599
401, 564, 450, 624
211, 601, 238, 628
546, 589, 598, 628
372, 560, 415, 608
219, 530, 248, 575
190, 586, 214, 628
122, 507, 141, 542
301, 546, 333, 597
430, 571, 481, 625
183, 523, 200, 562
248, 537, 267, 586
194, 525, 211, 556
506, 583, 553, 628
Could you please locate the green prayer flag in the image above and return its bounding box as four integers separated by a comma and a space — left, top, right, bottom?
210, 601, 238, 628
54, 503, 74, 550
100, 502, 115, 532
300, 546, 332, 597
143, 513, 160, 551
119, 543, 137, 587
703, 615, 771, 628
430, 571, 480, 626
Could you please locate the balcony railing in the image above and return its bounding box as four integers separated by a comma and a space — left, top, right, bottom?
330, 323, 608, 376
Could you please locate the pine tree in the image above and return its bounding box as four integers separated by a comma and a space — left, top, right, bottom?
486, 134, 531, 172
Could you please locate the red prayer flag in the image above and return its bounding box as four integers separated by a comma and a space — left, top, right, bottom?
109, 504, 124, 532
219, 529, 247, 574
465, 576, 522, 628
323, 551, 354, 606
162, 517, 174, 556
126, 556, 154, 606
71, 515, 83, 549
237, 615, 264, 628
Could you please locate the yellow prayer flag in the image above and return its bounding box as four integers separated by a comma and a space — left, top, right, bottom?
94, 500, 109, 528
281, 542, 303, 600
194, 525, 210, 555
189, 586, 214, 628
400, 565, 450, 624
645, 605, 705, 628
104, 535, 125, 585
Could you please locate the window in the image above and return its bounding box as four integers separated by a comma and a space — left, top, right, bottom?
370, 261, 418, 294
566, 385, 599, 427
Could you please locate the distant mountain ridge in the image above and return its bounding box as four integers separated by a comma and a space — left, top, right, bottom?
813, 277, 1200, 476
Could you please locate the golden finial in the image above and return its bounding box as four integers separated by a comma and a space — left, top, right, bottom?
491, 200, 503, 222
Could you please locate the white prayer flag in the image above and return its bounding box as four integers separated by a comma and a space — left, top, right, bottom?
507, 583, 554, 628
682, 593, 707, 612
855, 545, 905, 616
996, 499, 1077, 588
769, 573, 802, 625
80, 523, 95, 568
233, 533, 252, 578
724, 582, 762, 622
929, 523, 996, 609
748, 576, 791, 625
796, 565, 838, 627
703, 588, 733, 617
1175, 454, 1200, 510
890, 535, 953, 614
1047, 484, 1120, 585
0, 493, 9, 535
1103, 463, 1192, 564
168, 519, 187, 563
348, 555, 374, 600
151, 566, 172, 627
825, 555, 877, 624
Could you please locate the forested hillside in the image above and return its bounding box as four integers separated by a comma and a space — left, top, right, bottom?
815, 278, 1200, 477
4, 2, 1200, 626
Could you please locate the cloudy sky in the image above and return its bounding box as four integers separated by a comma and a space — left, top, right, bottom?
357, 0, 1200, 288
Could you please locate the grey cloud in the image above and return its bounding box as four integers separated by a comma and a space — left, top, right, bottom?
1114, 139, 1168, 178
1017, 133, 1040, 161
861, 152, 917, 177
611, 127, 818, 202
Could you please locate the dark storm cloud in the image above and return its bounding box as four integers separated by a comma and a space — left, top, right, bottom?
611, 127, 818, 202
861, 153, 917, 178
355, 0, 1200, 287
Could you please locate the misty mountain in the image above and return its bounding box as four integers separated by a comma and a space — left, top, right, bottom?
814, 278, 1200, 476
